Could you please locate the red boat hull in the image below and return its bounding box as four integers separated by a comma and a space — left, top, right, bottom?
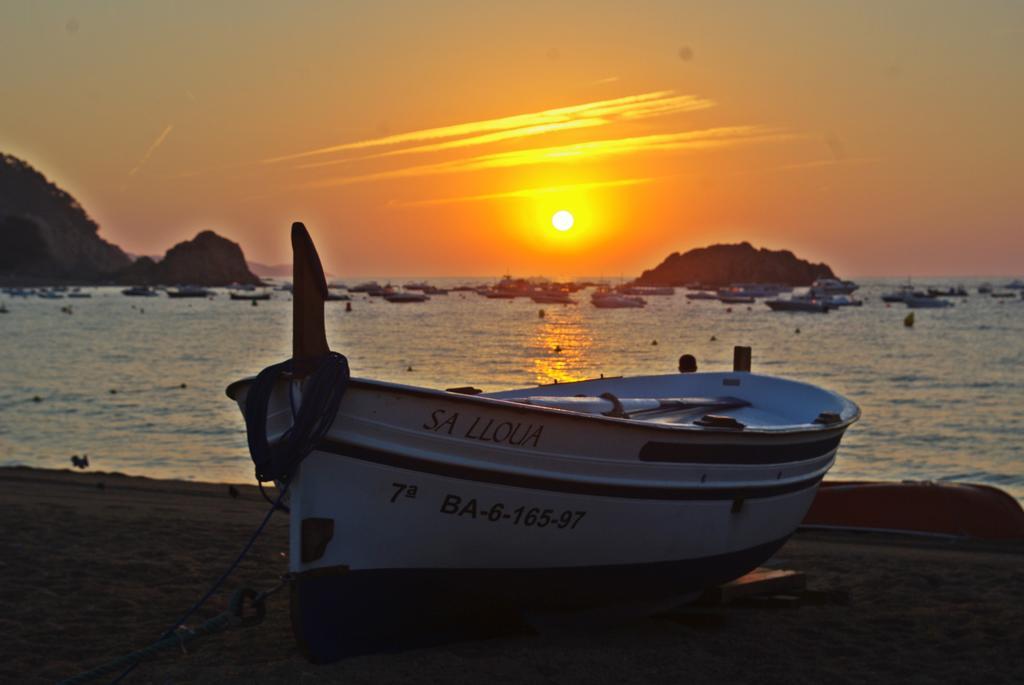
803, 481, 1024, 540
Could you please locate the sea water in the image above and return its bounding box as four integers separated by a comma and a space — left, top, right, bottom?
1, 280, 1021, 499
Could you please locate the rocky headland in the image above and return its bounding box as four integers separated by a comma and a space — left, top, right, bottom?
0, 153, 259, 286
0, 154, 130, 283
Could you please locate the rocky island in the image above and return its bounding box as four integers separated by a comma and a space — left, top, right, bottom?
636, 242, 835, 287
113, 231, 261, 286
0, 153, 260, 286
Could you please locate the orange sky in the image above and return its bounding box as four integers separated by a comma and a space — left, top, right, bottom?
1, 2, 1022, 277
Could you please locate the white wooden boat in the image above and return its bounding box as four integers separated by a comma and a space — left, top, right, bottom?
228, 223, 860, 662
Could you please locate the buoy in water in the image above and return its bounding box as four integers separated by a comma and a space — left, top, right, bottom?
795, 328, 801, 334
345, 302, 352, 312
904, 313, 915, 327
726, 307, 732, 313
251, 299, 258, 307
539, 309, 545, 318
554, 345, 562, 353
710, 335, 717, 341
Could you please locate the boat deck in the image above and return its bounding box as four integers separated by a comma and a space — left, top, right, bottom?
482, 372, 858, 432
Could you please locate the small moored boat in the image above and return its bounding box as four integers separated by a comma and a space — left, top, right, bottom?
383, 291, 430, 303
765, 297, 829, 313
590, 290, 646, 308
121, 286, 158, 297
810, 278, 859, 295
617, 285, 675, 296
167, 285, 214, 298
530, 289, 576, 304
228, 223, 860, 662
904, 295, 953, 308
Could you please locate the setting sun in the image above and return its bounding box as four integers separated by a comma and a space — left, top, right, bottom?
552, 210, 574, 231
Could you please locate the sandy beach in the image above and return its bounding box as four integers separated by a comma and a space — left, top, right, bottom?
2, 466, 1021, 684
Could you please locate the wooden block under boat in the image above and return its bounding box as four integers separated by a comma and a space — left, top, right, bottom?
700, 567, 806, 604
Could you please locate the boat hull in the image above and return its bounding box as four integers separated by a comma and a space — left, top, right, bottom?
290, 533, 791, 662
287, 446, 821, 661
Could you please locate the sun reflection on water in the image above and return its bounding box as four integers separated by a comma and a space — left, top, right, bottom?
528, 308, 594, 385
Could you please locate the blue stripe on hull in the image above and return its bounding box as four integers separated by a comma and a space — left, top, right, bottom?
290, 534, 790, 663
316, 438, 826, 500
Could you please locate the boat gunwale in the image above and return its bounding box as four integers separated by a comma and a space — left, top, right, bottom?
311, 436, 832, 500
226, 373, 861, 438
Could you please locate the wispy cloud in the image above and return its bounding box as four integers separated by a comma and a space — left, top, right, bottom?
392, 177, 658, 208
129, 124, 174, 177
300, 125, 789, 190
263, 91, 712, 164
296, 118, 608, 170
296, 94, 715, 170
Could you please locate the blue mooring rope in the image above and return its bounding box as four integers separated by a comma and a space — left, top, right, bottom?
59, 352, 351, 684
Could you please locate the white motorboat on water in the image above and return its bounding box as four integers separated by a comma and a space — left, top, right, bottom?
807, 287, 861, 307
685, 290, 718, 300
530, 289, 576, 304
590, 290, 646, 308
810, 278, 859, 295
484, 276, 533, 299
167, 285, 215, 298
1005, 279, 1024, 290
881, 283, 920, 303
227, 223, 860, 663
383, 291, 430, 303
